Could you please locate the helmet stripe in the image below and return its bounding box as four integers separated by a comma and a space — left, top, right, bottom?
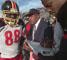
13, 2, 16, 9
11, 1, 16, 9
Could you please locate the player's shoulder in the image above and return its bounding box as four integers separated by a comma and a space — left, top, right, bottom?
15, 24, 22, 27
0, 20, 6, 31
0, 26, 5, 32
0, 20, 5, 27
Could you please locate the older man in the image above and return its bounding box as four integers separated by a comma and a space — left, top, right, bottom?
24, 8, 57, 60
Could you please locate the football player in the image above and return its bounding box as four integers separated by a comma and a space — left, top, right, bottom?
0, 0, 24, 60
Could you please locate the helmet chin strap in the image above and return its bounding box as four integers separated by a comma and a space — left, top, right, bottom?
4, 16, 19, 26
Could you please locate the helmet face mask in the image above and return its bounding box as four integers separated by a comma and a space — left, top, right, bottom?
4, 13, 19, 26
4, 11, 19, 19
2, 0, 20, 26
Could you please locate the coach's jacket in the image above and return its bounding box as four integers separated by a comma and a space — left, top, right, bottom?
27, 18, 56, 55
28, 18, 52, 41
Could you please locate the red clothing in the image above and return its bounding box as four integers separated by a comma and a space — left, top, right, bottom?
64, 34, 67, 39
25, 23, 31, 37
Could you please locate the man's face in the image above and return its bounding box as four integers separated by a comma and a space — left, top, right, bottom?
29, 14, 39, 25
3, 13, 19, 26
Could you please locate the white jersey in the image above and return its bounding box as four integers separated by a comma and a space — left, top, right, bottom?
0, 25, 22, 58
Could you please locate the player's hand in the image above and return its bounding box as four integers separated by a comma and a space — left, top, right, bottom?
23, 41, 33, 51
44, 40, 53, 48
32, 52, 39, 60
40, 38, 53, 48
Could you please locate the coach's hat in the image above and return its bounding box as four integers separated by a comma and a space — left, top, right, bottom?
26, 9, 40, 16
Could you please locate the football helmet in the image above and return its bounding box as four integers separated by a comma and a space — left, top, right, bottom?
2, 0, 20, 26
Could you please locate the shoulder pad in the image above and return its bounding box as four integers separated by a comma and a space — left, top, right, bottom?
0, 26, 5, 32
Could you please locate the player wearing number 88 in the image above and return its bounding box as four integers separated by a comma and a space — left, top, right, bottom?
0, 0, 24, 60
